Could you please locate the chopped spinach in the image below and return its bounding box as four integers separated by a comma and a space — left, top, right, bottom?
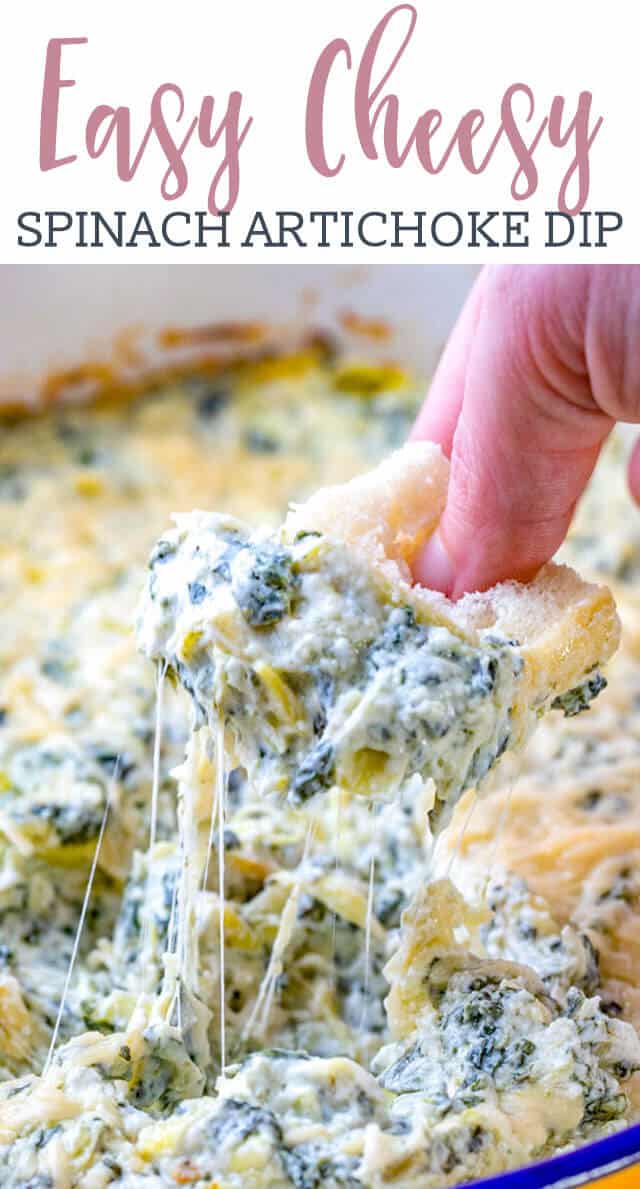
196, 384, 230, 419
552, 672, 607, 717
244, 428, 280, 454
188, 581, 207, 605
0, 462, 26, 501
149, 539, 176, 566
280, 1144, 361, 1188
27, 800, 104, 845
291, 741, 335, 804
231, 543, 299, 627
207, 1098, 282, 1146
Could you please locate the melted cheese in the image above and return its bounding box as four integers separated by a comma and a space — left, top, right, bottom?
137, 511, 525, 817
0, 348, 638, 1187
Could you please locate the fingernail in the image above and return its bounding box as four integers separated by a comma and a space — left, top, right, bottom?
414, 530, 456, 597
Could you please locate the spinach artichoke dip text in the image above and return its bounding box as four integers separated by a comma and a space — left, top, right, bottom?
0, 337, 638, 1188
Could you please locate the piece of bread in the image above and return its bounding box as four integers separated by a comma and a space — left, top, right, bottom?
285, 441, 621, 749
140, 442, 619, 819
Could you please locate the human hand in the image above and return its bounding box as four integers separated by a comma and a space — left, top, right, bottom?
411, 265, 640, 597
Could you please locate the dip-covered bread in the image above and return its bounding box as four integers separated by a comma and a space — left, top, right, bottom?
138, 442, 620, 824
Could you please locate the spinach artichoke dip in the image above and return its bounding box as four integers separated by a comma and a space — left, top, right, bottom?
0, 333, 638, 1189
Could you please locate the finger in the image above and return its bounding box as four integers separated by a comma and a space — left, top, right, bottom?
413, 266, 614, 597
410, 269, 488, 456
628, 435, 640, 504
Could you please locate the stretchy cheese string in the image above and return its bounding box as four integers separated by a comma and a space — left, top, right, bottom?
482, 781, 514, 902
167, 844, 181, 957
260, 887, 298, 1039
330, 788, 344, 963
243, 822, 315, 1046
202, 722, 224, 897
165, 727, 204, 1032
361, 851, 377, 1033
241, 900, 287, 1044
444, 791, 479, 881
215, 722, 227, 1074
140, 659, 168, 977
144, 707, 225, 1065
43, 764, 116, 1075
149, 659, 168, 852
174, 775, 192, 1002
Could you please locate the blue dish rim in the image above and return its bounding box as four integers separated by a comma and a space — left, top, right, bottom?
467, 1121, 640, 1188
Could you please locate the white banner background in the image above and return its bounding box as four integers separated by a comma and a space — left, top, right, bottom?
0, 0, 636, 261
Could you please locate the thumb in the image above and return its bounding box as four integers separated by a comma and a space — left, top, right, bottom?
628, 435, 640, 505
413, 266, 614, 598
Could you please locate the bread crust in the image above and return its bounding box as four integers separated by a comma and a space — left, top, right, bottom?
285, 442, 621, 742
